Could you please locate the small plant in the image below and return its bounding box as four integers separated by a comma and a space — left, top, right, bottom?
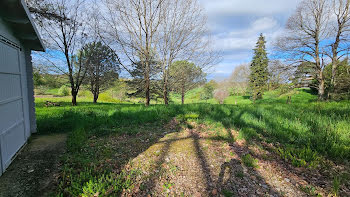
332, 176, 341, 196
241, 154, 259, 168
276, 146, 319, 168
238, 128, 258, 141
163, 181, 174, 195
300, 185, 318, 196
169, 163, 178, 174
235, 171, 244, 178
58, 167, 139, 196
222, 189, 234, 197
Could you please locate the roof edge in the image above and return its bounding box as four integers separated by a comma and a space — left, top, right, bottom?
20, 0, 45, 52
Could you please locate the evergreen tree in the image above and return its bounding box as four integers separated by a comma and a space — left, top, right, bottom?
81, 42, 120, 103
126, 58, 163, 103
200, 80, 217, 101
249, 33, 269, 102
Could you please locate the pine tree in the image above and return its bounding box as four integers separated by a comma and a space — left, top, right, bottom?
249, 33, 269, 102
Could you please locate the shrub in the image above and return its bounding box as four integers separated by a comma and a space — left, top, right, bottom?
58, 85, 70, 96
213, 89, 229, 104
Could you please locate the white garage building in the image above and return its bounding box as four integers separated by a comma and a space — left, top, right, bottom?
0, 0, 44, 175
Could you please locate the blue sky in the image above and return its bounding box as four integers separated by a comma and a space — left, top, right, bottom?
33, 0, 302, 80
201, 0, 302, 80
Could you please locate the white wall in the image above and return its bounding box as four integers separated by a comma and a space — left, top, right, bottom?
0, 17, 36, 175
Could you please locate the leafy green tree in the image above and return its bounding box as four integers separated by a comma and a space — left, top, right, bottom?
324, 59, 350, 100
249, 34, 269, 102
169, 61, 206, 104
126, 58, 163, 103
200, 80, 217, 101
82, 42, 120, 103
33, 68, 44, 87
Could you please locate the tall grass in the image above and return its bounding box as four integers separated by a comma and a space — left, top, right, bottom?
36, 93, 350, 161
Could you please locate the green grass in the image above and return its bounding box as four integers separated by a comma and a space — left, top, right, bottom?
36, 89, 350, 161
45, 88, 60, 95
170, 87, 218, 104
241, 154, 259, 168
35, 88, 350, 195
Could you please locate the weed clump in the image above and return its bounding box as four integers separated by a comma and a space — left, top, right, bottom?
241, 154, 259, 168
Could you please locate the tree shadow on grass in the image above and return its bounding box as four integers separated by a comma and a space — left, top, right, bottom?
32, 102, 348, 195
213, 127, 282, 196
31, 103, 190, 196
199, 105, 343, 196
135, 119, 282, 196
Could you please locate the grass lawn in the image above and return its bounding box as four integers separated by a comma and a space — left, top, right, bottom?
34, 89, 350, 196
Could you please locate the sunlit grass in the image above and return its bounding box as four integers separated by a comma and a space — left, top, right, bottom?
35, 88, 350, 195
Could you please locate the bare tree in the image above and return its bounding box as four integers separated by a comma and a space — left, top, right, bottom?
101, 0, 217, 106
228, 63, 250, 96
30, 0, 90, 105
213, 89, 229, 104
275, 0, 330, 100
102, 0, 164, 106
25, 0, 65, 22
268, 60, 294, 89
157, 0, 214, 105
328, 0, 350, 95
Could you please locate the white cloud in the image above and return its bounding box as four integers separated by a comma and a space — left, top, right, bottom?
251, 17, 279, 32
199, 0, 302, 78
212, 17, 280, 51
201, 0, 301, 16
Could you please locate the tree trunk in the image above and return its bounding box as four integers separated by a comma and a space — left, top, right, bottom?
93, 92, 98, 103
181, 85, 185, 105
72, 90, 77, 106
315, 37, 324, 100
93, 78, 100, 103
163, 74, 169, 105
318, 72, 325, 100
145, 78, 150, 106
145, 62, 150, 106
330, 22, 342, 96
163, 85, 168, 105
330, 55, 338, 97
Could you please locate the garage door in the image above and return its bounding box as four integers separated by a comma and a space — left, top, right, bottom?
0, 39, 26, 174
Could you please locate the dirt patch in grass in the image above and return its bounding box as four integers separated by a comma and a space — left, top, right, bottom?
0, 134, 66, 197
120, 122, 349, 196
4, 118, 349, 196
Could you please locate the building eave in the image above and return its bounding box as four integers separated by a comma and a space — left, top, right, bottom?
0, 0, 45, 51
